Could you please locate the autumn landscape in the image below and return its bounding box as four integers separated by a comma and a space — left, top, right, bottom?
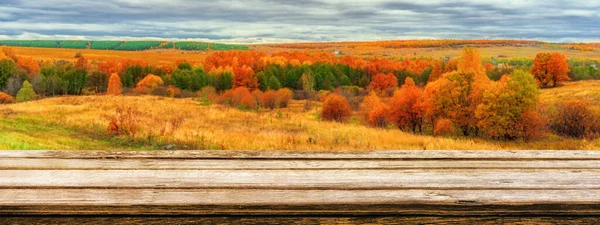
0, 40, 599, 150
1, 1, 599, 150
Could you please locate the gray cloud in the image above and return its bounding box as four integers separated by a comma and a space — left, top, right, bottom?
0, 0, 597, 43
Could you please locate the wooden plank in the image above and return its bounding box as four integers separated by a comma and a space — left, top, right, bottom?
2, 150, 600, 159
1, 169, 599, 189
3, 189, 600, 205
10, 216, 591, 225
2, 158, 600, 170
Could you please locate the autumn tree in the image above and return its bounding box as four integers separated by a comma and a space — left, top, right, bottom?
475, 70, 539, 140
233, 65, 258, 90
16, 80, 36, 102
321, 94, 353, 122
135, 74, 164, 94
98, 61, 121, 75
369, 73, 397, 93
530, 52, 570, 88
388, 77, 424, 133
107, 73, 123, 95
359, 92, 388, 127
16, 57, 40, 77
434, 118, 454, 136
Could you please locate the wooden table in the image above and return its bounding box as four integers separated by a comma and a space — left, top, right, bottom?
1, 150, 599, 224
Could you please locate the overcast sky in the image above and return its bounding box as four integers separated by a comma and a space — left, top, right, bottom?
0, 0, 598, 43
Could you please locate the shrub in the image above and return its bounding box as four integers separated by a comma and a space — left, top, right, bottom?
135, 74, 164, 94
198, 86, 217, 102
434, 118, 454, 136
251, 90, 263, 107
516, 110, 548, 141
551, 100, 594, 138
167, 85, 181, 98
262, 90, 277, 109
217, 87, 250, 107
240, 94, 257, 109
107, 106, 140, 138
275, 88, 293, 108
321, 94, 352, 122
106, 73, 122, 95
0, 91, 14, 104
16, 80, 36, 102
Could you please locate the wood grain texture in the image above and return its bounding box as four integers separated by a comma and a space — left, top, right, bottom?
0, 150, 598, 224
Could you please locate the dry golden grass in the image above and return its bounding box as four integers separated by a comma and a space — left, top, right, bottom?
540, 80, 600, 104
0, 95, 511, 150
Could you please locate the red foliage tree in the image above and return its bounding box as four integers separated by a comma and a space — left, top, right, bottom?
321, 94, 353, 122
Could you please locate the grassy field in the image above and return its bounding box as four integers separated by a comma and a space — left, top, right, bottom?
539, 80, 600, 104
9, 47, 211, 66
1, 92, 598, 150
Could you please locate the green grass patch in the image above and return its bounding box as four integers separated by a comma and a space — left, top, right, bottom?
0, 117, 157, 150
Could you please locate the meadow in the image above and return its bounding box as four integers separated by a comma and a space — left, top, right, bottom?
1, 94, 597, 150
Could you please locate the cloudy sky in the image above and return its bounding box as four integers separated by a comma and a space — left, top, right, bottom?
0, 0, 598, 43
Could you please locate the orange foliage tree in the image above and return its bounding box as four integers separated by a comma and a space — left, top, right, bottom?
359, 92, 389, 127
387, 77, 424, 133
233, 65, 258, 90
99, 61, 121, 75
321, 94, 353, 122
106, 73, 123, 95
135, 74, 163, 94
434, 118, 454, 136
16, 57, 40, 77
530, 52, 570, 88
369, 73, 397, 93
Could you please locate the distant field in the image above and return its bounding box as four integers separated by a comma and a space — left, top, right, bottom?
254, 45, 600, 59
7, 44, 600, 67
0, 40, 248, 51
9, 46, 211, 65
